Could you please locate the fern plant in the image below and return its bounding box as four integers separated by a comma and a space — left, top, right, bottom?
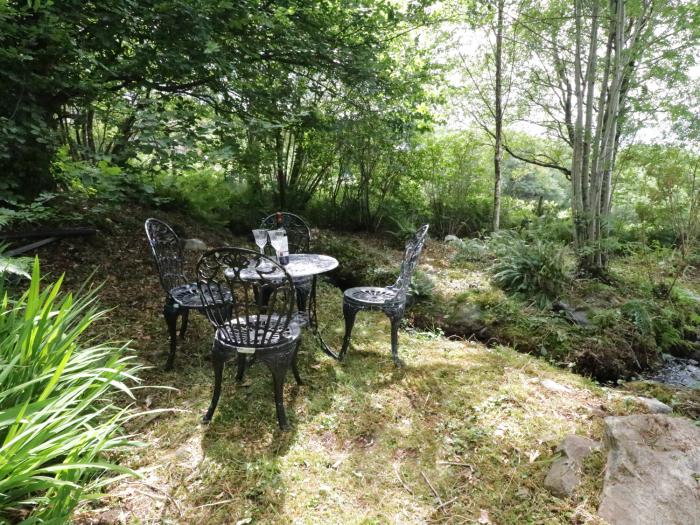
452, 238, 489, 263
620, 300, 654, 337
0, 243, 32, 279
489, 235, 572, 307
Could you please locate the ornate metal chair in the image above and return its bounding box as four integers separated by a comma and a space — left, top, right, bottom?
339, 224, 430, 367
197, 247, 302, 430
144, 218, 205, 370
261, 211, 313, 314
260, 212, 311, 253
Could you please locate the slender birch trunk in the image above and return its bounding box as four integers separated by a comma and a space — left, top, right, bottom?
493, 0, 504, 232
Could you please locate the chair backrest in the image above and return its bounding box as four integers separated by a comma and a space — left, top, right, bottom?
393, 224, 430, 296
144, 218, 187, 294
196, 247, 296, 348
261, 212, 311, 253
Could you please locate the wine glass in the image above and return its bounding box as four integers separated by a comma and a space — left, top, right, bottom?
268, 229, 284, 261
252, 229, 268, 255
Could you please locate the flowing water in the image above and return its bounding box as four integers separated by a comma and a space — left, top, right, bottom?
645, 354, 700, 389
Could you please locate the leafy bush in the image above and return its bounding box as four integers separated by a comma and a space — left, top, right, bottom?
0, 192, 58, 229
0, 261, 142, 523
620, 300, 654, 337
489, 233, 572, 307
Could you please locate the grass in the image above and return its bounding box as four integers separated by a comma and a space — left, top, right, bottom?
30, 206, 669, 524
75, 282, 620, 524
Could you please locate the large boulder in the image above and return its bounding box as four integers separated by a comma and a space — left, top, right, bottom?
544, 435, 601, 497
598, 414, 700, 525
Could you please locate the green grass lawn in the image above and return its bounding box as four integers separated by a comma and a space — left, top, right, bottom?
36, 209, 652, 524
72, 280, 631, 524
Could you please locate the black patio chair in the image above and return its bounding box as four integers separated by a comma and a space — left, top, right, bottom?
144, 218, 206, 370
260, 212, 311, 254
197, 247, 302, 430
261, 211, 313, 314
339, 224, 430, 367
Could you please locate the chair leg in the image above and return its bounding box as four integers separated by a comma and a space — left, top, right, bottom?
203, 344, 226, 423
163, 298, 179, 370
389, 311, 405, 368
179, 308, 190, 338
269, 363, 290, 431
235, 354, 248, 383
339, 302, 358, 361
291, 340, 303, 385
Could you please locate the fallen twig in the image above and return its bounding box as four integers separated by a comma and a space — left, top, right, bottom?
394, 464, 413, 495
436, 496, 458, 511
437, 461, 475, 470
139, 482, 182, 516
195, 499, 236, 509
421, 471, 444, 512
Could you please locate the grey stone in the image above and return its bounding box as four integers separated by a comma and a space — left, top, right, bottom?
598, 414, 700, 525
541, 379, 573, 393
444, 234, 461, 243
183, 238, 208, 251
625, 395, 672, 414
552, 300, 590, 326
544, 435, 601, 497
515, 486, 531, 499
570, 309, 590, 326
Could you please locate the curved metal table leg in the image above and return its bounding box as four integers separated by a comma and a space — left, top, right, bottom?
308, 275, 340, 360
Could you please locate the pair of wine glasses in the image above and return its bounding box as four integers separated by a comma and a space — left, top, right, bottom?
252, 229, 288, 264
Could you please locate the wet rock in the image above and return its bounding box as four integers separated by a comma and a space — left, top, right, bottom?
647, 355, 700, 388
598, 414, 700, 525
544, 435, 601, 497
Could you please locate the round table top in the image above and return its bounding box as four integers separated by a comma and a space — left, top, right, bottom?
238, 253, 338, 280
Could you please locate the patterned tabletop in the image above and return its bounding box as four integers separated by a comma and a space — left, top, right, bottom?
238, 253, 339, 280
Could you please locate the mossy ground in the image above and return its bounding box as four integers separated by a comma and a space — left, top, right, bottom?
32, 208, 688, 524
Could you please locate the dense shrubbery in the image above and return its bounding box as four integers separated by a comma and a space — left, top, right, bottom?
0, 262, 141, 523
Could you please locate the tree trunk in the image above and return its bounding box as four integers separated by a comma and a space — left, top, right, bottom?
275, 130, 286, 209
492, 0, 504, 232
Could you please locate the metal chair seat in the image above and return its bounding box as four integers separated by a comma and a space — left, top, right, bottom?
215, 316, 301, 351
169, 283, 205, 308
145, 218, 204, 369
344, 286, 400, 307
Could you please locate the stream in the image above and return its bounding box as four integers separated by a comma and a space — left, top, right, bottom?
644, 289, 700, 389
644, 354, 700, 388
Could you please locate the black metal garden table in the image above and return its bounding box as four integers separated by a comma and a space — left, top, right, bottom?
239, 253, 340, 359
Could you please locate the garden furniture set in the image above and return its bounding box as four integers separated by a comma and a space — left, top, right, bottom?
145, 215, 429, 430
